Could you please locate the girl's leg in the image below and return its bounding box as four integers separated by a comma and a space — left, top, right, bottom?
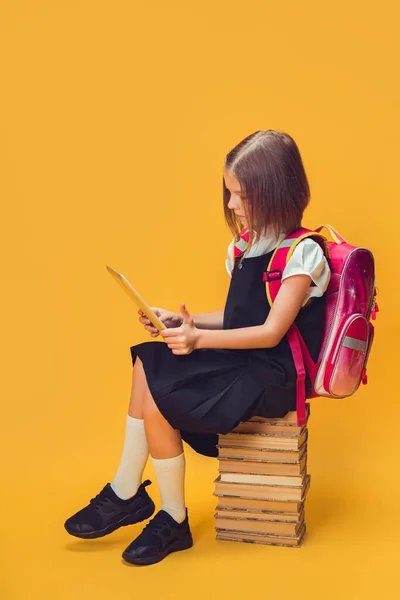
128, 356, 148, 418
142, 385, 186, 524
64, 357, 157, 539
110, 357, 150, 499
120, 367, 192, 565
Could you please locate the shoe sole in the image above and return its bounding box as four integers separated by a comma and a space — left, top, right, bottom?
64, 501, 156, 540
122, 533, 193, 565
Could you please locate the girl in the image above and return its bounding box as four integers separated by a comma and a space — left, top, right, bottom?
64, 130, 330, 566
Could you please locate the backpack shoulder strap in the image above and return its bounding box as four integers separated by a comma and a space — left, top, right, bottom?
264, 228, 329, 307
263, 228, 329, 426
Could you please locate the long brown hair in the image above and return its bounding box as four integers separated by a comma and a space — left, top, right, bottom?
223, 130, 310, 254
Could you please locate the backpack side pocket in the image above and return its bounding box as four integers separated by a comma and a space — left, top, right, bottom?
324, 314, 369, 397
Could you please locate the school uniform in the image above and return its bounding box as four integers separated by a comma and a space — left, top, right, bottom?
130, 231, 331, 458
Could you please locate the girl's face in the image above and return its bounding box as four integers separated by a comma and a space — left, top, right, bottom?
224, 168, 247, 227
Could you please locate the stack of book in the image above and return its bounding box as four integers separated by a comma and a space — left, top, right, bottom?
214, 404, 310, 548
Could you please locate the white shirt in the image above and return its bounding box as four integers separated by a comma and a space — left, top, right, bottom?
225, 232, 331, 307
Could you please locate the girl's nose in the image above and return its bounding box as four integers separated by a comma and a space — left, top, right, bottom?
227, 194, 240, 210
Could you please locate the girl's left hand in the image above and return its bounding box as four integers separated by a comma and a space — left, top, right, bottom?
159, 303, 200, 355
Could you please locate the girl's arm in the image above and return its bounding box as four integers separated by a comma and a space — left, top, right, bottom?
192, 309, 224, 330
196, 274, 312, 350
140, 307, 224, 336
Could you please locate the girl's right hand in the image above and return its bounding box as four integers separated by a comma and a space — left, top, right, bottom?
138, 308, 183, 337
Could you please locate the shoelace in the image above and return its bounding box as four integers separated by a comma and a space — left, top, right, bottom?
89, 488, 109, 509
142, 517, 167, 536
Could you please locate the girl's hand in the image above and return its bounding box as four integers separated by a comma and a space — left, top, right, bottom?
138, 307, 183, 338
159, 303, 200, 355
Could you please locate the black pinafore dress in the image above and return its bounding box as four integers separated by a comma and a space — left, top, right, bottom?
130, 249, 325, 457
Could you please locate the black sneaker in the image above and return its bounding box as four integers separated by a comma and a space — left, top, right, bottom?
122, 508, 193, 565
64, 480, 155, 539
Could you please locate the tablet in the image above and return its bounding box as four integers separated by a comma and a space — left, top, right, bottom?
106, 266, 166, 331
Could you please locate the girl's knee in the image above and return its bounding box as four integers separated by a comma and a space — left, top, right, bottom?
142, 387, 158, 414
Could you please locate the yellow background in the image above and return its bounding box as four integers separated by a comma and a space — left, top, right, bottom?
1, 1, 399, 598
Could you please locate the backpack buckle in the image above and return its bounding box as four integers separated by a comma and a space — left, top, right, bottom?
263, 269, 283, 282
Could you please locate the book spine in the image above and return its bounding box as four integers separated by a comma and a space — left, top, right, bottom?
215, 412, 311, 547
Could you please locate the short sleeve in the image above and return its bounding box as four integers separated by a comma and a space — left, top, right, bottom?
225, 239, 234, 277
281, 238, 331, 303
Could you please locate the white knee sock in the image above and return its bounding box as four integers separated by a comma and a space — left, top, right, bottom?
111, 415, 149, 500
151, 452, 186, 523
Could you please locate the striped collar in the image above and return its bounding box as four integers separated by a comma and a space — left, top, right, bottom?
233, 228, 287, 259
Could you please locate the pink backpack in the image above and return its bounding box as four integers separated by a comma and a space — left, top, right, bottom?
264, 224, 378, 426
